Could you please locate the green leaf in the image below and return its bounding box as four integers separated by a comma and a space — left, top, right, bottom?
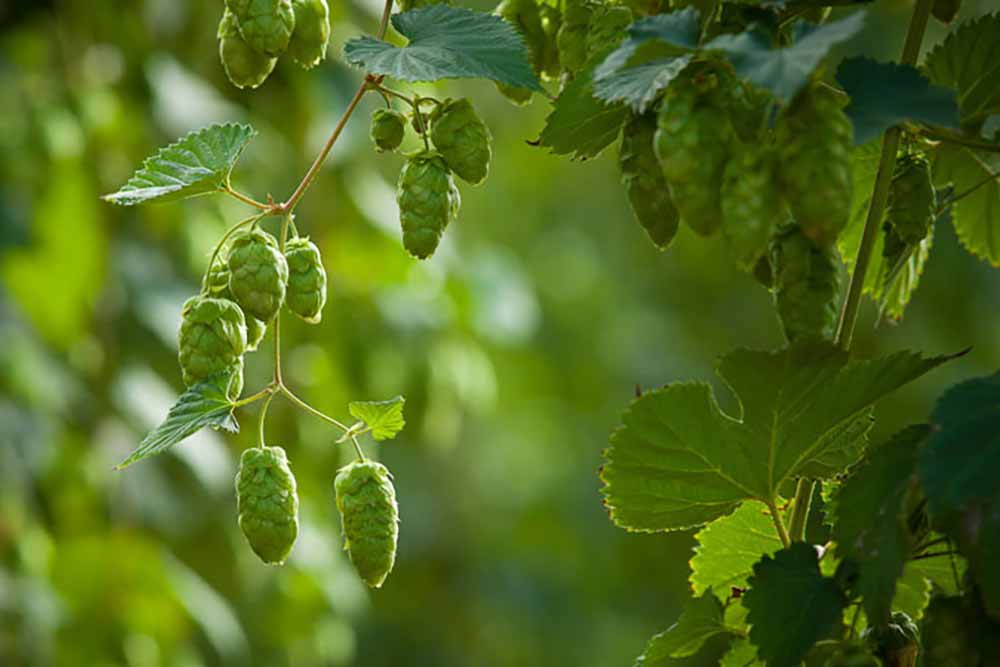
342, 6, 541, 89
744, 543, 846, 667
116, 374, 238, 469
636, 633, 736, 667
924, 13, 1000, 129
639, 591, 735, 661
704, 13, 865, 103
720, 638, 761, 667
837, 57, 960, 144
831, 425, 931, 626
600, 340, 953, 532
904, 550, 965, 596
348, 396, 406, 441
593, 54, 693, 113
690, 502, 783, 598
893, 561, 932, 621
103, 123, 256, 206
537, 55, 629, 160
931, 145, 1000, 266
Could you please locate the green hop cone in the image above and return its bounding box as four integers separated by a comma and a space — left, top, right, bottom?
556, 0, 593, 75
769, 222, 842, 342
370, 109, 407, 152
204, 260, 268, 351
887, 153, 936, 245
227, 228, 289, 322
287, 0, 330, 69
235, 445, 299, 565
776, 83, 853, 246
284, 237, 327, 323
397, 0, 451, 11
218, 9, 277, 90
585, 3, 631, 60
721, 145, 785, 271
227, 0, 296, 57
655, 69, 735, 237
396, 152, 461, 259
538, 3, 562, 81
494, 0, 547, 102
177, 295, 247, 388
429, 98, 493, 185
862, 612, 920, 667
618, 112, 679, 250
335, 459, 399, 588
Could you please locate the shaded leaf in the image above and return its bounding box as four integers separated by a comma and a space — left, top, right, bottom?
116, 374, 238, 469
744, 543, 846, 667
601, 340, 953, 532
593, 54, 693, 113
103, 124, 255, 206
636, 632, 736, 667
837, 57, 960, 144
924, 13, 1000, 129
348, 396, 406, 441
931, 145, 1000, 266
639, 591, 735, 661
705, 13, 865, 103
343, 6, 541, 89
690, 502, 783, 597
719, 638, 760, 667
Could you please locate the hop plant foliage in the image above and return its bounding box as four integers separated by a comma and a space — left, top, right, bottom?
370, 109, 407, 152
888, 153, 936, 245
618, 112, 679, 250
335, 460, 399, 588
769, 222, 842, 342
721, 146, 784, 271
227, 0, 296, 57
777, 84, 854, 246
227, 228, 289, 322
430, 98, 493, 185
286, 0, 330, 68
235, 446, 299, 564
655, 69, 735, 237
396, 152, 461, 259
556, 0, 592, 75
218, 9, 277, 90
284, 237, 327, 323
177, 295, 247, 390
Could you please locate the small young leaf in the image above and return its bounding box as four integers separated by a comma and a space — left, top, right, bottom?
116, 373, 238, 469
924, 13, 1000, 129
103, 123, 256, 206
348, 396, 406, 441
690, 502, 783, 598
343, 6, 541, 90
831, 425, 932, 626
837, 57, 960, 144
932, 145, 1000, 266
744, 543, 846, 667
704, 12, 865, 103
639, 591, 735, 661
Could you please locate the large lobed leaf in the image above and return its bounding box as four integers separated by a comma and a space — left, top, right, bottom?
601, 340, 953, 532
103, 124, 256, 206
116, 374, 239, 469
932, 145, 1000, 267
343, 5, 541, 89
923, 13, 1000, 131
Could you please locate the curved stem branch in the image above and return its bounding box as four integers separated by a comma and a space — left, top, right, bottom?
223, 183, 271, 210
258, 390, 276, 447
279, 384, 351, 432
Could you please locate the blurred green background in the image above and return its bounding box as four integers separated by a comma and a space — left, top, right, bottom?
1, 1, 998, 665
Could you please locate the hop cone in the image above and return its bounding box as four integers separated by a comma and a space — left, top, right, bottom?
721, 146, 784, 271
887, 153, 936, 245
228, 228, 289, 322
227, 0, 296, 57
430, 98, 492, 185
556, 0, 593, 74
396, 152, 460, 259
618, 112, 679, 250
218, 9, 276, 90
284, 237, 327, 323
538, 4, 562, 80
335, 460, 399, 588
236, 446, 299, 564
370, 109, 407, 152
776, 84, 853, 246
585, 3, 631, 60
769, 222, 842, 342
177, 295, 247, 388
494, 0, 546, 102
204, 260, 267, 351
287, 0, 329, 69
655, 70, 735, 236
862, 612, 920, 667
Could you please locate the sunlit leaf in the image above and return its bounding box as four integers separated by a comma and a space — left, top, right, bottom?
932, 145, 1000, 266
348, 396, 406, 441
690, 502, 783, 598
639, 592, 734, 661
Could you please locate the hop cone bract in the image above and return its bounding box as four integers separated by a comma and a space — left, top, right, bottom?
227, 0, 296, 57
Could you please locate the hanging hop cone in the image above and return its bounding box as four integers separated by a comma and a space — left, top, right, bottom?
887, 153, 936, 245
618, 111, 679, 250
335, 460, 399, 588
284, 237, 327, 323
287, 0, 330, 68
721, 145, 785, 272
226, 0, 296, 57
227, 228, 289, 322
396, 152, 461, 259
370, 109, 407, 152
430, 98, 493, 185
218, 9, 277, 90
556, 0, 593, 75
769, 222, 842, 342
236, 445, 299, 564
177, 295, 247, 394
204, 260, 267, 351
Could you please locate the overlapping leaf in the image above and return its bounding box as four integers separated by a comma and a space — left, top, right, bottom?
601, 340, 952, 532
837, 57, 960, 144
690, 502, 783, 598
103, 124, 256, 206
348, 396, 406, 441
638, 591, 736, 663
343, 6, 541, 89
924, 13, 1000, 130
931, 145, 1000, 266
116, 373, 238, 469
